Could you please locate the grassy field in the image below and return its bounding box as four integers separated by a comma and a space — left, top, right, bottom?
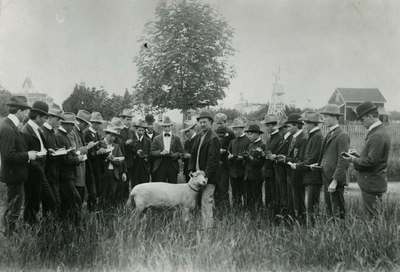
0, 183, 399, 271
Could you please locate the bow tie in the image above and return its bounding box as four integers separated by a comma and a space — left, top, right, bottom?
164, 133, 171, 137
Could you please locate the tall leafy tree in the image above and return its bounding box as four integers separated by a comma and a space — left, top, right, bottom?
134, 0, 235, 120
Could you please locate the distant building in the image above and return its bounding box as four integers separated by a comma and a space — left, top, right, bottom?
235, 93, 265, 114
328, 88, 388, 122
16, 77, 55, 107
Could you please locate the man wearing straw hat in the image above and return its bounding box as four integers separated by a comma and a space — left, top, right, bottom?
55, 112, 83, 222
319, 104, 350, 220
0, 96, 36, 234
227, 118, 250, 208
41, 104, 64, 215
181, 120, 198, 182
151, 116, 183, 183
343, 101, 391, 218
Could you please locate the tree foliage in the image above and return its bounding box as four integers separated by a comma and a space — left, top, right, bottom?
134, 0, 235, 112
0, 89, 12, 117
209, 107, 241, 122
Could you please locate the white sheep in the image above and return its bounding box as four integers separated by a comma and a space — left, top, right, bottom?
126, 170, 207, 221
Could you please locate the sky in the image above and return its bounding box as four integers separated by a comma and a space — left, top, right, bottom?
1, 0, 400, 110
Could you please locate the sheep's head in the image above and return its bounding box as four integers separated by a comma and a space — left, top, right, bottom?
189, 170, 208, 187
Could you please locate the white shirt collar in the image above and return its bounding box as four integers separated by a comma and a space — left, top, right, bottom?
309, 126, 320, 134
254, 137, 262, 143
43, 122, 53, 130
58, 126, 67, 133
7, 114, 20, 128
191, 132, 197, 139
293, 129, 303, 138
89, 127, 96, 134
368, 120, 382, 132
271, 129, 279, 135
28, 119, 40, 131
136, 133, 143, 141
284, 131, 291, 140
329, 124, 339, 132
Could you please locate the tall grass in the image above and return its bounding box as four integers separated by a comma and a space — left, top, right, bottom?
1, 195, 399, 271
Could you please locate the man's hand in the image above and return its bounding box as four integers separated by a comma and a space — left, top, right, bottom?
28, 151, 38, 161
183, 153, 191, 159
220, 148, 227, 154
276, 154, 286, 162
126, 139, 133, 145
122, 173, 127, 182
288, 162, 296, 170
228, 153, 234, 159
87, 141, 97, 150
160, 150, 169, 155
328, 179, 338, 193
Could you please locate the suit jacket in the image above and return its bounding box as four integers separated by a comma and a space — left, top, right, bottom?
189, 129, 220, 185
145, 131, 159, 142
68, 127, 86, 187
276, 132, 293, 167
0, 118, 29, 185
353, 124, 391, 193
119, 127, 135, 168
319, 126, 350, 186
216, 127, 235, 168
245, 139, 266, 181
130, 133, 151, 182
151, 134, 183, 173
55, 129, 81, 180
264, 131, 283, 178
228, 135, 251, 178
84, 127, 107, 182
286, 130, 307, 163
183, 134, 198, 178
298, 129, 323, 185
104, 142, 126, 180
41, 125, 61, 185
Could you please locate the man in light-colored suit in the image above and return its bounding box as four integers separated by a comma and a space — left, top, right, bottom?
151, 116, 183, 183
319, 104, 350, 219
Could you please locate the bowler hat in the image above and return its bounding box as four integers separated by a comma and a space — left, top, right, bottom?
320, 104, 343, 116
356, 101, 378, 119
145, 114, 155, 125
300, 111, 323, 123
119, 109, 133, 118
245, 124, 264, 134
76, 110, 91, 125
90, 112, 105, 124
231, 118, 246, 128
161, 116, 173, 126
48, 104, 64, 120
262, 114, 278, 124
6, 96, 30, 110
197, 111, 214, 122
61, 112, 76, 125
31, 101, 49, 116
285, 113, 302, 124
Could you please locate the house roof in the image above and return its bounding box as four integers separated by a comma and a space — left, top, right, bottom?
336, 88, 386, 103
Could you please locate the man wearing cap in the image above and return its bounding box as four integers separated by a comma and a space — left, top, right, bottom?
151, 116, 183, 183
189, 111, 220, 228
227, 118, 250, 208
41, 104, 64, 215
21, 101, 56, 224
295, 112, 323, 225
55, 112, 82, 222
214, 113, 235, 208
277, 113, 307, 219
129, 120, 151, 186
319, 104, 350, 219
262, 114, 282, 214
181, 121, 198, 182
0, 96, 37, 234
343, 101, 391, 218
244, 124, 266, 213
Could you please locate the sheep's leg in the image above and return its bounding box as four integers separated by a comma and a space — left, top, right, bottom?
182, 207, 191, 223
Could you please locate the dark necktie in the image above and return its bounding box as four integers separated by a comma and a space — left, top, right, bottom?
164, 133, 171, 137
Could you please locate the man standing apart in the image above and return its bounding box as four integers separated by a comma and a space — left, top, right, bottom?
319, 104, 350, 219
343, 101, 391, 218
0, 96, 36, 234
189, 111, 220, 228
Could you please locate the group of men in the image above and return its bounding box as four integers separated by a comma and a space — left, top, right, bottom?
0, 94, 391, 234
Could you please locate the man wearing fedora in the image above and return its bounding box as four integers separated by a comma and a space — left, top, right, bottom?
181, 121, 198, 183
55, 112, 83, 222
262, 114, 282, 215
319, 104, 350, 220
215, 113, 235, 208
278, 113, 307, 219
343, 101, 391, 218
41, 104, 64, 215
243, 124, 266, 213
227, 118, 250, 208
189, 111, 220, 228
22, 101, 56, 224
151, 116, 183, 183
0, 96, 37, 234
129, 120, 151, 186
295, 112, 323, 225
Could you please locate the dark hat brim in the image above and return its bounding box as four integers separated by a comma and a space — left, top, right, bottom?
31, 108, 49, 116
49, 113, 64, 120
6, 102, 31, 110
76, 116, 91, 125
320, 111, 343, 116
244, 129, 264, 134
357, 106, 378, 120
262, 120, 278, 125
197, 116, 213, 122
60, 120, 75, 125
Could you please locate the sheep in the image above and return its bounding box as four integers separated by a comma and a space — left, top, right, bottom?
126, 170, 207, 221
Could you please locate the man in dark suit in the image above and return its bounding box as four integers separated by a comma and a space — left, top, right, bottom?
151, 116, 183, 183
22, 101, 56, 224
118, 110, 135, 191
129, 120, 151, 186
295, 112, 323, 225
215, 113, 235, 208
344, 101, 391, 218
181, 121, 197, 182
189, 111, 220, 229
41, 104, 64, 215
0, 96, 36, 234
278, 113, 307, 219
228, 118, 250, 208
144, 114, 159, 182
320, 104, 350, 219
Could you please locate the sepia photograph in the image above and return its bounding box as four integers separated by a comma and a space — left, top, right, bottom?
0, 0, 400, 271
